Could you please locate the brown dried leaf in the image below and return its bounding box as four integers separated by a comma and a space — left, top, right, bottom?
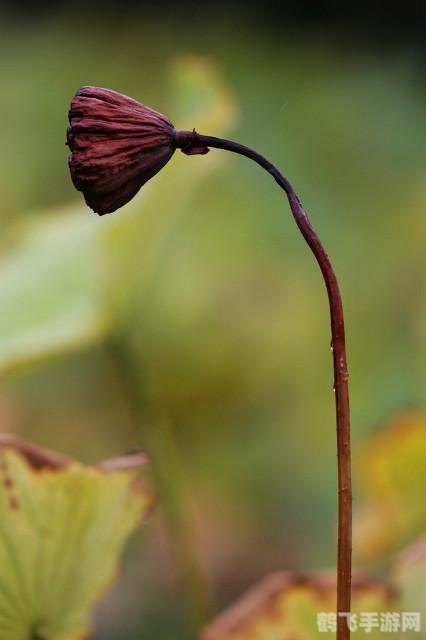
200, 572, 395, 640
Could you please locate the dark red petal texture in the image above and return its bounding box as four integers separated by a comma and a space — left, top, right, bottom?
67, 86, 176, 215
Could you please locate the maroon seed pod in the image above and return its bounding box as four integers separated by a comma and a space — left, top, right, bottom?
67, 86, 177, 215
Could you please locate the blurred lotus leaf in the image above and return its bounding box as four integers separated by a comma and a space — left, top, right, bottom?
0, 210, 111, 375
0, 434, 152, 640
100, 54, 239, 319
170, 56, 239, 133
0, 55, 238, 374
354, 414, 426, 563
200, 572, 395, 640
392, 536, 426, 626
0, 58, 233, 380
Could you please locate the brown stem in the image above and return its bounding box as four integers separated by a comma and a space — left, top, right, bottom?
175, 130, 352, 640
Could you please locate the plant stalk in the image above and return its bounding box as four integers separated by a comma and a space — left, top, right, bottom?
175, 130, 353, 640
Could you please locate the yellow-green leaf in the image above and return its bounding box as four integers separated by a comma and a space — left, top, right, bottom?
200, 572, 395, 640
354, 414, 426, 563
0, 434, 153, 640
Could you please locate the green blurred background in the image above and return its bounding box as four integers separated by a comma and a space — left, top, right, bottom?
0, 4, 425, 639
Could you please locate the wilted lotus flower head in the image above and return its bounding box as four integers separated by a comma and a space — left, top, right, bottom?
67, 86, 176, 215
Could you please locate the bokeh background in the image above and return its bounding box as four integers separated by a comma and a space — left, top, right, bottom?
0, 3, 425, 639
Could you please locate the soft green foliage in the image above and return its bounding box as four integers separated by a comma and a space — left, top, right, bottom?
0, 211, 108, 374
0, 436, 152, 640
0, 56, 237, 377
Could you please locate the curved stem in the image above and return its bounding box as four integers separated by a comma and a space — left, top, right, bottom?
175, 130, 352, 640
